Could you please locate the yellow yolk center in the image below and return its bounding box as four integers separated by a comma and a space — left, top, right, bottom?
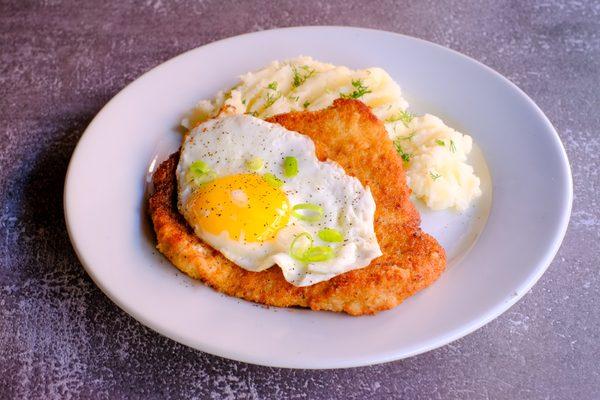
186, 173, 290, 242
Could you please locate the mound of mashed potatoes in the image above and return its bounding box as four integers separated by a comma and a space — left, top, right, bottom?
183, 56, 482, 211
388, 114, 481, 210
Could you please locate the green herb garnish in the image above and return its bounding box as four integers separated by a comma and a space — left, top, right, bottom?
188, 160, 216, 185
283, 156, 299, 178
245, 156, 264, 172
189, 160, 210, 175
267, 81, 278, 90
303, 101, 310, 109
394, 139, 412, 163
263, 173, 283, 188
436, 139, 445, 146
386, 110, 413, 126
317, 228, 344, 243
300, 246, 334, 262
429, 171, 442, 181
292, 65, 315, 88
397, 132, 416, 141
289, 233, 335, 263
449, 140, 457, 153
340, 79, 372, 99
290, 232, 313, 260
264, 92, 281, 109
292, 203, 324, 223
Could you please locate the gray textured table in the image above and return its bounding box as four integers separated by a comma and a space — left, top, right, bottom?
1, 1, 598, 399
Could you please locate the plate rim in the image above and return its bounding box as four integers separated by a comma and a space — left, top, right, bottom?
63, 25, 573, 369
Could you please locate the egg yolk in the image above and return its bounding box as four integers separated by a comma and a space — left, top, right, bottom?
186, 173, 290, 242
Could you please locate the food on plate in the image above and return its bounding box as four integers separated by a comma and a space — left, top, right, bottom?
389, 114, 482, 210
149, 99, 446, 315
183, 56, 482, 211
181, 56, 408, 125
177, 114, 381, 286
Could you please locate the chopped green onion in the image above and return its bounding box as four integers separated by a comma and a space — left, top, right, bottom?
188, 160, 216, 184
292, 203, 324, 223
290, 232, 313, 260
263, 173, 283, 188
435, 139, 445, 146
290, 233, 334, 263
318, 228, 344, 243
189, 170, 217, 185
283, 156, 298, 178
245, 156, 264, 172
302, 246, 334, 262
189, 160, 210, 175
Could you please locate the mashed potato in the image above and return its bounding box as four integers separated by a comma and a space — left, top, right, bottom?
387, 114, 481, 210
183, 56, 482, 211
182, 56, 408, 127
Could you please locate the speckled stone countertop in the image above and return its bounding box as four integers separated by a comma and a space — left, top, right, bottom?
1, 1, 598, 398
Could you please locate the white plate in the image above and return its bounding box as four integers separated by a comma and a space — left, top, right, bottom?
64, 27, 572, 369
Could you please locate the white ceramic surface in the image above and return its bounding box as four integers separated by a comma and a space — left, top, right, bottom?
64, 26, 572, 369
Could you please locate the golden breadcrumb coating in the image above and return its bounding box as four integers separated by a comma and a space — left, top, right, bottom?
148, 99, 445, 315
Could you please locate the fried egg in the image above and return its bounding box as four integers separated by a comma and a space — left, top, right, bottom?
176, 115, 381, 286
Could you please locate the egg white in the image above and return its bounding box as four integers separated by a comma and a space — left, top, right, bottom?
177, 115, 381, 286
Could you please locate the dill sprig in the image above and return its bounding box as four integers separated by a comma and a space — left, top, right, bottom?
386, 110, 413, 126
449, 139, 457, 153
340, 79, 372, 99
429, 171, 442, 181
263, 81, 281, 109
264, 92, 281, 109
396, 132, 416, 141
394, 139, 412, 163
292, 65, 315, 88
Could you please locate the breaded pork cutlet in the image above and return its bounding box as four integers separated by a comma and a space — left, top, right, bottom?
149, 99, 446, 315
